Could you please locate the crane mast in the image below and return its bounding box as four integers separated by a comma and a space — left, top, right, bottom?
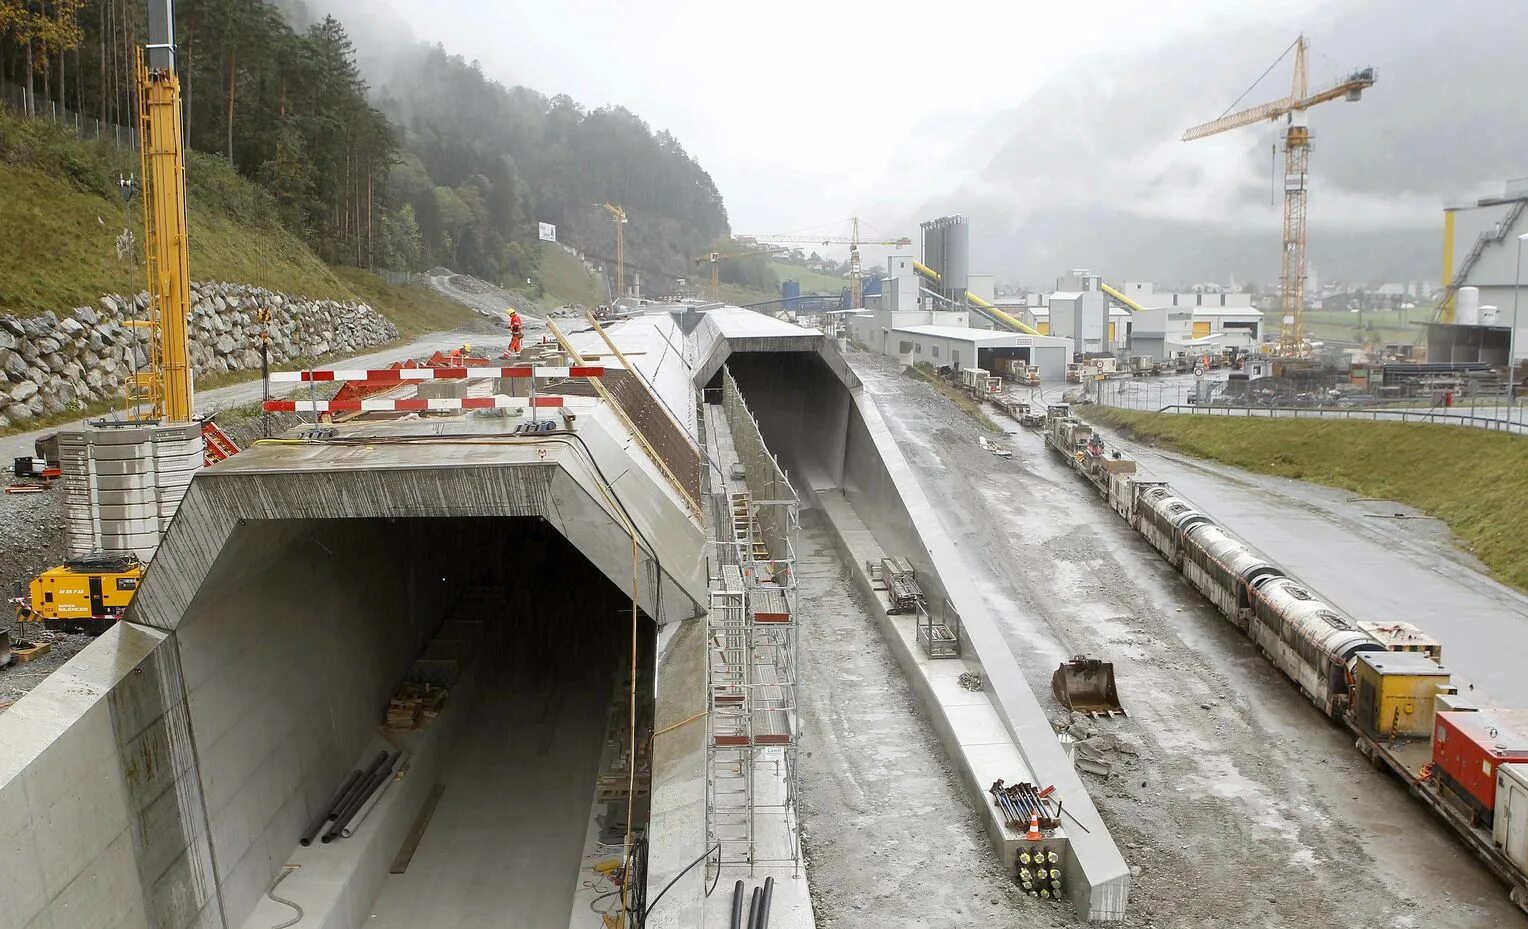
135, 0, 194, 421
599, 203, 627, 299
1183, 36, 1375, 358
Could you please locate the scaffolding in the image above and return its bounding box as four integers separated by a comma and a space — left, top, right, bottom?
701, 368, 801, 879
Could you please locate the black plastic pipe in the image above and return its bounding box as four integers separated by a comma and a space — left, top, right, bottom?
747, 886, 762, 929
320, 751, 390, 837
730, 880, 745, 929
758, 876, 774, 929
325, 754, 395, 843
335, 751, 389, 818
299, 769, 361, 846
324, 752, 398, 843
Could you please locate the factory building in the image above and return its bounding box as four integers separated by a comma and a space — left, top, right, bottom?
1117, 282, 1263, 360
845, 306, 970, 356
1048, 270, 1132, 354
1425, 181, 1528, 364
1023, 303, 1130, 349
880, 323, 1074, 380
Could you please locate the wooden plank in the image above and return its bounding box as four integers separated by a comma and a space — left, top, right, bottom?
390, 784, 446, 874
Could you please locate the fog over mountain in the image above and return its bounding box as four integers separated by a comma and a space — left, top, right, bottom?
909, 0, 1528, 287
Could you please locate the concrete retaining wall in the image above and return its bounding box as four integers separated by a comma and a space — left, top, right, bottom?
0, 622, 223, 929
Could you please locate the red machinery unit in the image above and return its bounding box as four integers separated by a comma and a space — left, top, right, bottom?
1433, 709, 1528, 824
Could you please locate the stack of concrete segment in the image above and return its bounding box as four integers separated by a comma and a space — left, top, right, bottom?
59, 421, 204, 560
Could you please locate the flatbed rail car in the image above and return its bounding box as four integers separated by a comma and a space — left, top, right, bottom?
1360, 725, 1528, 907
1034, 404, 1528, 911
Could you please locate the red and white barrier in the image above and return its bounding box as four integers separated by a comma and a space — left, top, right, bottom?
265, 365, 604, 383
262, 395, 595, 413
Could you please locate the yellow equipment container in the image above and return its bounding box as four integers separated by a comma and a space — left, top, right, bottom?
1353, 651, 1451, 740
18, 554, 144, 630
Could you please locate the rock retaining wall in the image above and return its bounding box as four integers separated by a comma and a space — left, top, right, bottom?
0, 282, 398, 428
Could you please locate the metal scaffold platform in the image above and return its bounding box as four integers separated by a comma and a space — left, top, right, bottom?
700, 368, 802, 881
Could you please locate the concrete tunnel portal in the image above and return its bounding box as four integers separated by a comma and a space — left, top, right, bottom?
176, 514, 657, 927
78, 418, 693, 929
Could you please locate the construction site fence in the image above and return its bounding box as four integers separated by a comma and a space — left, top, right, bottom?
720, 366, 799, 569
1091, 379, 1528, 436
1147, 403, 1528, 435
2, 82, 138, 149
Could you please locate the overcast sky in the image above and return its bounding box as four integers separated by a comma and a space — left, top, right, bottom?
362, 0, 1324, 240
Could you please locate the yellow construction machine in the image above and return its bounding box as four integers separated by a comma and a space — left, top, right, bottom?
17, 554, 144, 631
17, 0, 202, 632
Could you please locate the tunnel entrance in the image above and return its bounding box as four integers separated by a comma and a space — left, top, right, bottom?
175, 516, 656, 928
714, 351, 852, 493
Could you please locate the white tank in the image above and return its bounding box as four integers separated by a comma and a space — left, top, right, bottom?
1457, 286, 1480, 325
1482, 305, 1500, 325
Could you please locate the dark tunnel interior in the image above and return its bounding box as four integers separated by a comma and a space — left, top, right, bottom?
174, 515, 656, 925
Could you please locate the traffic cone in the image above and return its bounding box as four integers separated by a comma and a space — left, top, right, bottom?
1026, 814, 1043, 841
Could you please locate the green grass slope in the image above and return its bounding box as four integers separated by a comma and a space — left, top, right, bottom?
769, 260, 846, 295
1086, 407, 1528, 591
529, 245, 604, 309
0, 109, 472, 335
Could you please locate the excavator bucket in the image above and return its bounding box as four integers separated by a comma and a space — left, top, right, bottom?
1052, 656, 1125, 718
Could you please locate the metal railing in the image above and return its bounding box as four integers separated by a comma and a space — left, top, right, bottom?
1091, 377, 1528, 436
1151, 402, 1528, 435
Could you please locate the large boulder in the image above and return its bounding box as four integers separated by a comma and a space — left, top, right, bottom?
10, 379, 39, 403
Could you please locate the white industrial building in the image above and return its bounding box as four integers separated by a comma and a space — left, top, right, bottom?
882, 324, 1074, 380
1115, 282, 1263, 360
1426, 181, 1528, 364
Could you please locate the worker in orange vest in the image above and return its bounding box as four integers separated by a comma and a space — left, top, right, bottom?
503, 308, 524, 358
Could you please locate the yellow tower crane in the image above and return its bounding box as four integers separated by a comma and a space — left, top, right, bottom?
597, 202, 628, 299
695, 246, 789, 301
737, 217, 911, 309
1183, 36, 1375, 358
131, 0, 195, 421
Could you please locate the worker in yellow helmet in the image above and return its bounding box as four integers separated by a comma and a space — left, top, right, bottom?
502, 308, 524, 358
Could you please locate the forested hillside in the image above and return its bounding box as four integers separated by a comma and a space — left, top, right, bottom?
0, 0, 734, 298
369, 42, 732, 291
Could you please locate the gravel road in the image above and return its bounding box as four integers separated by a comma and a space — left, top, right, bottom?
844, 349, 1523, 928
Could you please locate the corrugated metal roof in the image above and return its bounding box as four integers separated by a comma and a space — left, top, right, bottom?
892, 324, 1070, 347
